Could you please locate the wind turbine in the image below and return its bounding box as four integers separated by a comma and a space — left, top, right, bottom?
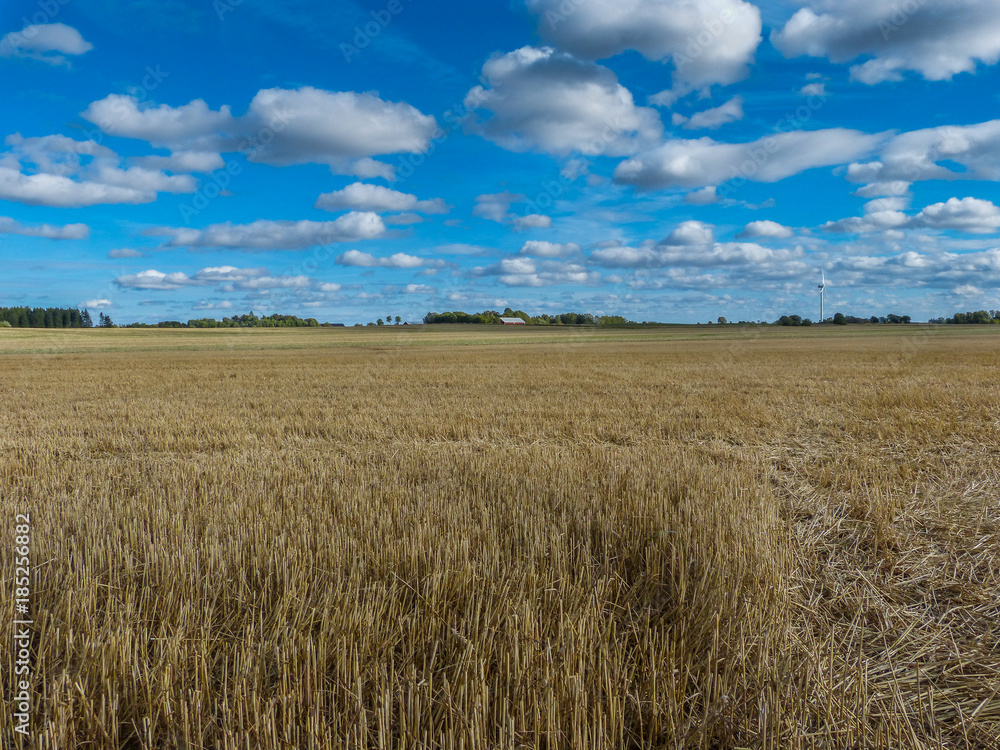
818, 270, 826, 322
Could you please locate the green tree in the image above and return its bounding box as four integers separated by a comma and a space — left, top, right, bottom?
717, 316, 727, 325
395, 316, 401, 325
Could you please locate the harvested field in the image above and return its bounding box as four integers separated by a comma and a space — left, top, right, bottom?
1, 326, 998, 748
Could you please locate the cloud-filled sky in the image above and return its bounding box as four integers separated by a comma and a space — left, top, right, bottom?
3, 0, 1000, 323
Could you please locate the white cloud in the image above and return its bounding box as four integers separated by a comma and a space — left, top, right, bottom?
314, 182, 447, 214
0, 23, 92, 66
526, 0, 762, 92
518, 240, 581, 258
192, 300, 234, 310
114, 269, 195, 290
108, 248, 143, 258
773, 0, 1000, 84
404, 284, 435, 294
847, 119, 1000, 184
513, 214, 553, 230
245, 87, 437, 171
114, 266, 311, 291
473, 192, 525, 223
82, 87, 438, 178
0, 216, 89, 239
335, 250, 426, 268
915, 197, 1000, 233
152, 212, 385, 250
590, 240, 802, 269
465, 46, 663, 157
614, 128, 883, 189
824, 197, 1000, 234
82, 96, 237, 145
0, 133, 193, 207
737, 220, 795, 239
800, 82, 827, 97
684, 186, 720, 205
664, 220, 714, 245
673, 96, 744, 130
134, 151, 225, 173
0, 167, 155, 207
81, 299, 112, 309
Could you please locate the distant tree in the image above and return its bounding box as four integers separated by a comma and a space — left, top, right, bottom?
376, 318, 384, 326
395, 316, 401, 325
98, 312, 115, 328
869, 316, 879, 324
81, 309, 94, 328
717, 316, 727, 325
833, 313, 847, 325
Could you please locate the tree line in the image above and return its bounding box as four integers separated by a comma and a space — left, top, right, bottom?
422, 308, 635, 326
125, 312, 323, 328
0, 307, 98, 328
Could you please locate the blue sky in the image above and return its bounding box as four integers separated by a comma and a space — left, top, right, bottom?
3, 0, 1000, 324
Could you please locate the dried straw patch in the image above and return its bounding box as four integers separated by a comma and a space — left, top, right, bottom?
0, 328, 997, 748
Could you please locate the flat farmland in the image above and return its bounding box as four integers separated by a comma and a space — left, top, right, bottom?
1, 326, 999, 749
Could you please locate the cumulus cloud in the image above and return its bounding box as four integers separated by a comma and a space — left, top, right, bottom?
683, 186, 720, 205
244, 87, 437, 172
847, 119, 1000, 185
672, 96, 744, 130
134, 151, 226, 173
800, 82, 827, 97
614, 128, 883, 189
824, 197, 1000, 234
82, 87, 438, 178
473, 192, 525, 223
335, 250, 426, 268
151, 212, 385, 250
737, 220, 795, 239
914, 197, 1000, 233
114, 266, 311, 291
0, 23, 92, 66
0, 167, 155, 207
590, 240, 802, 268
0, 133, 193, 207
0, 216, 89, 239
465, 46, 663, 156
404, 283, 435, 294
518, 240, 581, 258
513, 214, 553, 230
82, 96, 237, 145
81, 299, 112, 309
314, 182, 447, 214
526, 0, 762, 92
664, 220, 714, 245
773, 0, 1000, 84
